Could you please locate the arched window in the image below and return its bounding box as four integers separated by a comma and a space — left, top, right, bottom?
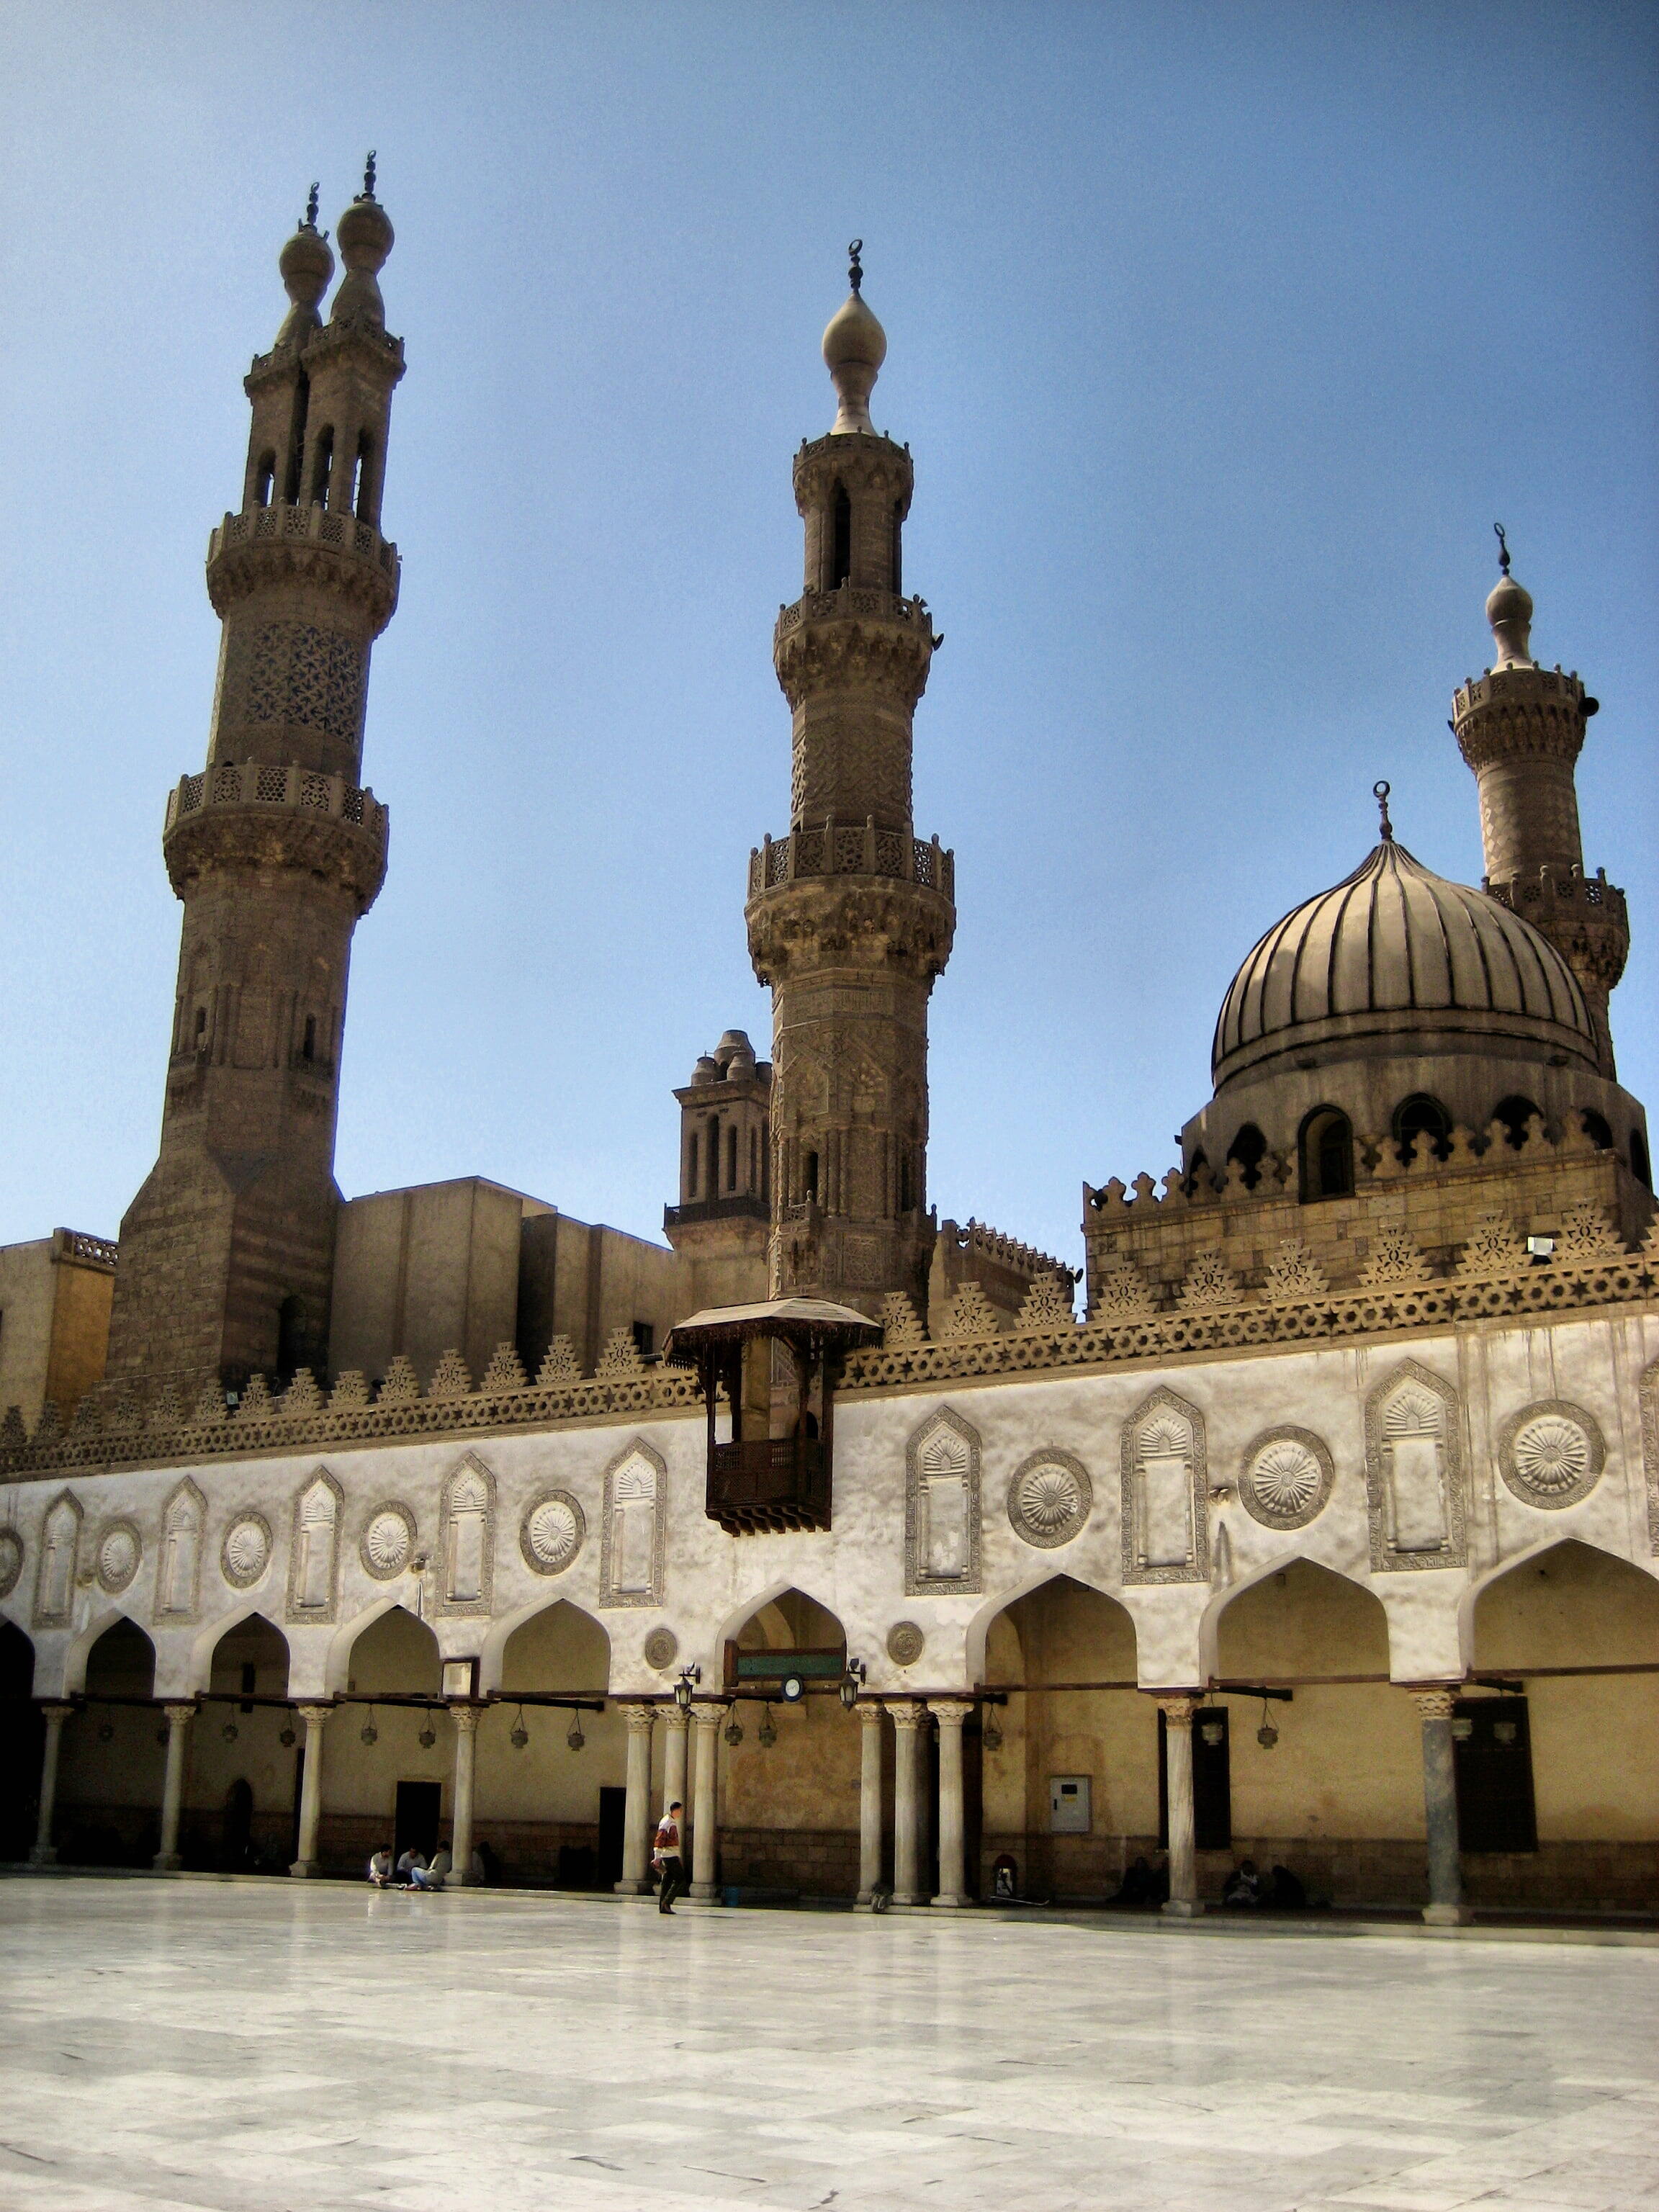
1225, 1124, 1267, 1190
193, 1006, 207, 1051
804, 1150, 820, 1203
749, 1128, 757, 1189
1632, 1129, 1653, 1189
276, 1295, 305, 1384
891, 500, 903, 594
1493, 1095, 1542, 1149
1299, 1107, 1354, 1201
685, 1129, 698, 1199
1393, 1093, 1451, 1166
726, 1123, 738, 1191
310, 425, 333, 508
831, 483, 851, 588
1580, 1109, 1613, 1151
706, 1115, 719, 1198
354, 431, 374, 519
302, 1015, 317, 1064
253, 451, 275, 508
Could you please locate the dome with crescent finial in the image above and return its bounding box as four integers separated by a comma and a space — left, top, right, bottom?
821, 240, 888, 434
1212, 826, 1596, 1093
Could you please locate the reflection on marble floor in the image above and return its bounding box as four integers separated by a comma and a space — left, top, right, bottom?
1, 1881, 1657, 2212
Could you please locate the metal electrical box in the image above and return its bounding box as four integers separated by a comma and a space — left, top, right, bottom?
1049, 1775, 1092, 1833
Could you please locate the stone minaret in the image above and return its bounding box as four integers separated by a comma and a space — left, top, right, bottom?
106, 168, 404, 1403
1452, 536, 1629, 1075
746, 248, 955, 1317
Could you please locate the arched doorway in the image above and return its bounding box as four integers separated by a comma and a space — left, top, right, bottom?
0, 1622, 43, 1861
1213, 1560, 1409, 1907
1469, 1540, 1659, 1911
492, 1601, 616, 1887
60, 1617, 161, 1866
339, 1606, 444, 1876
194, 1615, 292, 1871
979, 1575, 1141, 1904
721, 1588, 856, 1898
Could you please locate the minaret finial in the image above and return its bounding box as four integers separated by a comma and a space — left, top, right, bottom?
848, 238, 863, 295
1495, 521, 1511, 576
359, 150, 377, 202
1373, 780, 1393, 842
822, 245, 887, 435
304, 182, 320, 231
1484, 531, 1534, 667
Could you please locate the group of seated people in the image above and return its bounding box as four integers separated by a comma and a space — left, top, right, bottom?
368, 1843, 453, 1889
1220, 1856, 1307, 1909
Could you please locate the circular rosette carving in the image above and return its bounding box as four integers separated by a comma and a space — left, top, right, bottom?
886, 1621, 925, 1668
520, 1490, 585, 1576
1498, 1400, 1604, 1510
1007, 1449, 1092, 1549
1239, 1426, 1334, 1531
0, 1529, 22, 1599
96, 1521, 142, 1595
359, 1502, 416, 1581
220, 1514, 272, 1589
643, 1627, 678, 1671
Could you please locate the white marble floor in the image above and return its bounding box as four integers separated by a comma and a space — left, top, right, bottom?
1, 1881, 1657, 2212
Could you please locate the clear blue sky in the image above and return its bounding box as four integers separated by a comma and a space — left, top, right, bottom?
2, 2, 1655, 1275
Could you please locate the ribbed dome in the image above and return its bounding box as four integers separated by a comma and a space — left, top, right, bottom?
1213, 837, 1596, 1088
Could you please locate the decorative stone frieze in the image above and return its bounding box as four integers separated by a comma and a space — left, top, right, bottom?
1642, 1360, 1659, 1555
905, 1408, 981, 1593
1121, 1388, 1209, 1584
1007, 1449, 1092, 1550
1497, 1401, 1605, 1511
1238, 1426, 1334, 1532
1364, 1361, 1465, 1571
156, 1479, 205, 1619
435, 1455, 495, 1615
519, 1489, 584, 1575
600, 1441, 667, 1608
285, 1468, 342, 1623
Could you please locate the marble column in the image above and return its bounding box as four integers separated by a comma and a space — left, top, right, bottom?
153, 1702, 196, 1870
930, 1699, 973, 1908
30, 1702, 74, 1866
856, 1699, 884, 1905
1413, 1688, 1473, 1926
1158, 1694, 1202, 1917
889, 1700, 925, 1905
662, 1704, 690, 1823
289, 1703, 333, 1877
691, 1705, 722, 1901
616, 1704, 656, 1894
448, 1704, 480, 1883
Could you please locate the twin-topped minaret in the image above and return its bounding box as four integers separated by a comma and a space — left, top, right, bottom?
105, 166, 404, 1403
747, 248, 956, 1316
1452, 534, 1629, 1075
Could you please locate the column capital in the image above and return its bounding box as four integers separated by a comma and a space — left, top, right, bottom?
886, 1698, 925, 1730
1411, 1687, 1460, 1720
927, 1697, 974, 1726
297, 1701, 334, 1727
692, 1701, 727, 1732
163, 1701, 198, 1727
39, 1701, 75, 1723
662, 1703, 691, 1732
1154, 1692, 1201, 1725
625, 1702, 658, 1735
447, 1701, 481, 1733
857, 1697, 885, 1728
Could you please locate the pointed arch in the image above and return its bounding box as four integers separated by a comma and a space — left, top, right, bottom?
964, 1565, 1138, 1684
69, 1609, 156, 1698
1202, 1551, 1390, 1683
480, 1591, 612, 1695
1460, 1532, 1659, 1671
187, 1602, 292, 1695
325, 1596, 439, 1698
493, 1595, 614, 1699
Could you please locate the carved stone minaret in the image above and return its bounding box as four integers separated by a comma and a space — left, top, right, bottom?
746, 248, 955, 1317
105, 168, 404, 1403
1452, 534, 1629, 1075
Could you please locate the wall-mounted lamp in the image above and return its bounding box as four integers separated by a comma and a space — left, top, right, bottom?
838, 1658, 868, 1711
674, 1663, 702, 1712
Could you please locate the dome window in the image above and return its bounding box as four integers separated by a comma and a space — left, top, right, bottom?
1299, 1107, 1353, 1202
1226, 1124, 1267, 1190
1393, 1094, 1451, 1166
1493, 1096, 1543, 1150
1580, 1110, 1613, 1151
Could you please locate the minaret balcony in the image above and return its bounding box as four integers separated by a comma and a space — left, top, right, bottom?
207, 502, 400, 626
773, 583, 932, 645
163, 761, 390, 911
748, 819, 954, 902
773, 583, 938, 711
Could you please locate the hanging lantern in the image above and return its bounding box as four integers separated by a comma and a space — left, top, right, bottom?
723, 1712, 744, 1748
279, 1725, 296, 1748
675, 1665, 700, 1712
510, 1706, 529, 1751
566, 1716, 585, 1752
1200, 1713, 1225, 1747
360, 1707, 379, 1747
418, 1723, 436, 1750
1256, 1717, 1279, 1751
221, 1720, 239, 1744
982, 1714, 1004, 1754
99, 1720, 116, 1744
757, 1704, 777, 1749
153, 1724, 168, 1747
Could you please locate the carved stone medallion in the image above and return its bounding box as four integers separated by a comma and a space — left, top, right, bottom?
96, 1521, 142, 1595
1239, 1426, 1335, 1531
643, 1626, 678, 1671
1007, 1449, 1092, 1549
1498, 1400, 1605, 1511
521, 1489, 585, 1575
0, 1529, 22, 1599
359, 1502, 417, 1581
221, 1514, 272, 1589
887, 1621, 925, 1668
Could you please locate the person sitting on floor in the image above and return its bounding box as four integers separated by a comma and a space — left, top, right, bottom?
367, 1848, 392, 1887
396, 1848, 426, 1887
1221, 1858, 1264, 1907
410, 1844, 451, 1892
1107, 1855, 1163, 1908
1269, 1862, 1307, 1910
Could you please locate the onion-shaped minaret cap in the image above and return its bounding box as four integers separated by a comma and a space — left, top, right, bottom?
332, 152, 394, 328
1485, 523, 1534, 665
274, 186, 334, 349
822, 239, 887, 434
